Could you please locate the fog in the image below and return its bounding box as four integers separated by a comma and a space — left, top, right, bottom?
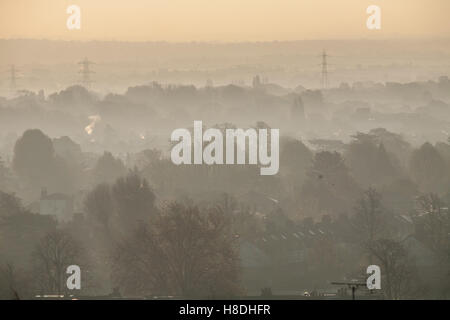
0, 39, 449, 300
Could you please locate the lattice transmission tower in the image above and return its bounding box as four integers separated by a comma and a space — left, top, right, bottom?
8, 65, 19, 91
320, 50, 329, 90
78, 57, 95, 88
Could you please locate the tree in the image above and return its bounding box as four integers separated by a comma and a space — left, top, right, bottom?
413, 194, 450, 297
369, 128, 412, 167
379, 178, 418, 215
300, 151, 360, 217
92, 151, 126, 185
0, 191, 23, 217
414, 193, 450, 260
140, 150, 176, 195
301, 90, 323, 109
32, 230, 82, 295
111, 170, 157, 232
12, 129, 73, 196
0, 156, 15, 192
290, 95, 305, 123
112, 202, 241, 298
345, 132, 400, 187
409, 142, 448, 193
0, 191, 57, 269
0, 262, 33, 299
352, 188, 389, 244
84, 183, 113, 231
0, 263, 23, 299
279, 137, 313, 186
368, 239, 418, 299
12, 129, 55, 194
215, 193, 263, 240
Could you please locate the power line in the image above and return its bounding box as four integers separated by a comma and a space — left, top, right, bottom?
331, 281, 367, 300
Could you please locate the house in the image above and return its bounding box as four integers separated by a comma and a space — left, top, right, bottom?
39, 188, 74, 222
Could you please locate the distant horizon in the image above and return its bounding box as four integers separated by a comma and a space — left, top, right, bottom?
1, 36, 449, 94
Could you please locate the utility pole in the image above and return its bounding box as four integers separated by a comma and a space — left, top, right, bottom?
331, 281, 367, 300
320, 50, 329, 90
78, 57, 95, 88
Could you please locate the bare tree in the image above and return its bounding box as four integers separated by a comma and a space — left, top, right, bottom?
0, 263, 21, 299
414, 193, 450, 297
112, 202, 241, 298
32, 230, 81, 295
368, 239, 417, 299
415, 193, 450, 259
352, 188, 388, 245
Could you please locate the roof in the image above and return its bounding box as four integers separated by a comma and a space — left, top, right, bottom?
41, 193, 71, 201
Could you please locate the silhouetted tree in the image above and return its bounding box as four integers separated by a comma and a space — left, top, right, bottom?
290, 95, 305, 123
112, 202, 240, 298
368, 239, 418, 299
345, 132, 400, 187
84, 183, 113, 231
0, 156, 15, 192
93, 151, 126, 185
380, 179, 418, 215
0, 191, 23, 217
369, 128, 412, 167
111, 170, 157, 232
0, 263, 24, 299
32, 230, 81, 295
279, 137, 313, 186
300, 151, 360, 217
409, 143, 448, 193
0, 191, 57, 268
12, 129, 55, 195
352, 188, 389, 245
12, 129, 73, 196
414, 193, 450, 260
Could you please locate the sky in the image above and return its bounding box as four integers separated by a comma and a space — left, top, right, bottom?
1, 0, 450, 42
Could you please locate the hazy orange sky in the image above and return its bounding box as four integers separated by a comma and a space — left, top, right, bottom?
1, 0, 450, 42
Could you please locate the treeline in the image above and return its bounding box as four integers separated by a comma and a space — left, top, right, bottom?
0, 126, 450, 299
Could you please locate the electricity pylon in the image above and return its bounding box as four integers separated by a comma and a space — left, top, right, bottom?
78, 57, 95, 88
320, 50, 329, 90
8, 65, 19, 91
